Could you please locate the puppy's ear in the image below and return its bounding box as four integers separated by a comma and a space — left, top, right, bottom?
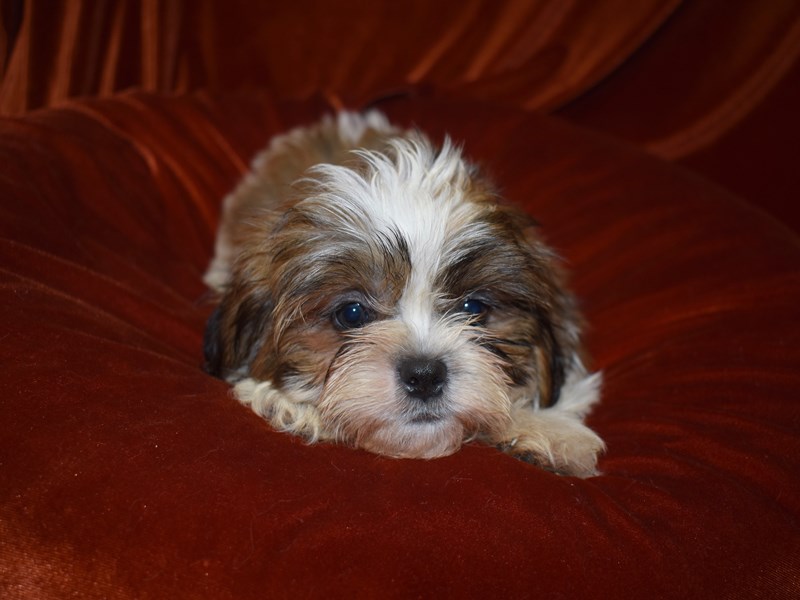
534, 317, 567, 408
514, 218, 580, 409
203, 304, 225, 377
203, 286, 273, 381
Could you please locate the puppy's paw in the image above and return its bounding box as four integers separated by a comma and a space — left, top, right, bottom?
497, 416, 605, 478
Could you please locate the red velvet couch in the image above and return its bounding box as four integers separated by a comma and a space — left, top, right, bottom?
2, 2, 799, 598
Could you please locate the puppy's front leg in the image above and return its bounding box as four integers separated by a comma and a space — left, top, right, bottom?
492, 407, 605, 477
233, 378, 332, 443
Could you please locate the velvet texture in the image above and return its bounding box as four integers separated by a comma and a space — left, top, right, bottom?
2, 2, 800, 598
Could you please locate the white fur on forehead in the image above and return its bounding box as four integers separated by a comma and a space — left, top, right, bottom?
300, 135, 481, 249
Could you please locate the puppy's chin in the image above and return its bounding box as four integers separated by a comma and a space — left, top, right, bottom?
316, 378, 474, 460
358, 419, 466, 460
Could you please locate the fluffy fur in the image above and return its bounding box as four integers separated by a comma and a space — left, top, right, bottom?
203, 111, 604, 477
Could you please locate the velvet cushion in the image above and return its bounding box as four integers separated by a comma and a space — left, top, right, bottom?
2, 93, 799, 598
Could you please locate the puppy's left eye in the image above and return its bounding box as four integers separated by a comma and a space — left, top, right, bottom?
461, 298, 489, 324
333, 302, 371, 329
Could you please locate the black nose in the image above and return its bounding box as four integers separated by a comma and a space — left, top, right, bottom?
398, 357, 447, 401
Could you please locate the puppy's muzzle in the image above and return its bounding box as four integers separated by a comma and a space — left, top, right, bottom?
398, 357, 448, 401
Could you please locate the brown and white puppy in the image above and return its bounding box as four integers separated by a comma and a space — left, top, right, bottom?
203, 111, 604, 477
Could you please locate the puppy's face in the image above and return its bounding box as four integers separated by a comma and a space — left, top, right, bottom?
205, 138, 577, 458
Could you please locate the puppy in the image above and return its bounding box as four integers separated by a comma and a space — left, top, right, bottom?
203, 111, 604, 477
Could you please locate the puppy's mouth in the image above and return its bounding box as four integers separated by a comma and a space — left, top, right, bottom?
405, 400, 449, 424
409, 412, 442, 424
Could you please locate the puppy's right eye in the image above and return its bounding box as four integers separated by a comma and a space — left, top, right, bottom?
333, 302, 371, 329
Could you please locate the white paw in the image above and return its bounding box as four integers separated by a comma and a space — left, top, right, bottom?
497, 414, 605, 477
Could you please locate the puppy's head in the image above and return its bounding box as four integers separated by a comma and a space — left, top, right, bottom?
205, 136, 580, 458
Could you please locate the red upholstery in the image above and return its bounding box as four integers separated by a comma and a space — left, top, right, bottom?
2, 2, 800, 598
